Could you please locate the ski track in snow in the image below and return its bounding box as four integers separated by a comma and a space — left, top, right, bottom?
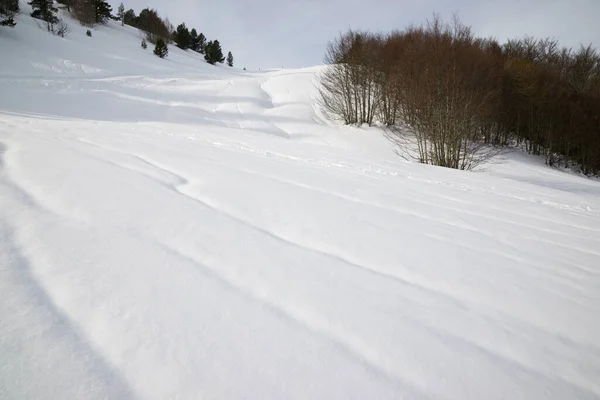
2, 11, 600, 400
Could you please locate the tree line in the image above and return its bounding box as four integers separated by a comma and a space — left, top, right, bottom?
319, 15, 600, 174
116, 3, 233, 65
1, 0, 234, 67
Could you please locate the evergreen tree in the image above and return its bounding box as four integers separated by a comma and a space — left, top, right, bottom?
28, 0, 58, 31
154, 38, 168, 58
0, 12, 15, 27
117, 2, 124, 26
204, 41, 212, 61
190, 28, 199, 51
204, 40, 225, 64
94, 0, 111, 24
174, 23, 192, 49
226, 51, 233, 67
0, 0, 19, 27
123, 8, 136, 26
189, 29, 207, 53
197, 32, 206, 53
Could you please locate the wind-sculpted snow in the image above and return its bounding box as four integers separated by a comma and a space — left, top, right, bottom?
1, 9, 600, 400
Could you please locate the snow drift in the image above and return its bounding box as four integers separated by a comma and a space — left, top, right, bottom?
1, 7, 600, 400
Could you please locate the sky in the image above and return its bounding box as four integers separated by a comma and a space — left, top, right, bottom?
109, 0, 600, 70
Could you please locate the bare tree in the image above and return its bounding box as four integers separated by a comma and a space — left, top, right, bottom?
319, 14, 600, 174
55, 18, 70, 37
318, 30, 382, 126
383, 16, 504, 169
72, 0, 95, 26
136, 8, 170, 44
117, 2, 124, 26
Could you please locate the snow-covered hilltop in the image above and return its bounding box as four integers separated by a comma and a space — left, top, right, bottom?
1, 8, 600, 400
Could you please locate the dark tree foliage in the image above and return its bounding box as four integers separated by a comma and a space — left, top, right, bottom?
154, 37, 168, 58
137, 7, 169, 44
499, 41, 600, 174
29, 0, 59, 30
227, 51, 233, 67
123, 8, 136, 26
174, 22, 192, 49
93, 0, 111, 24
189, 28, 207, 53
190, 28, 199, 51
204, 40, 225, 64
0, 0, 19, 27
195, 32, 207, 53
204, 40, 214, 63
56, 0, 72, 12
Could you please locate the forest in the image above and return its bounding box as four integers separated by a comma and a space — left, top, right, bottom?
320, 16, 600, 173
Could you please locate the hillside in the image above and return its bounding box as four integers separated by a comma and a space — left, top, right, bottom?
1, 8, 600, 400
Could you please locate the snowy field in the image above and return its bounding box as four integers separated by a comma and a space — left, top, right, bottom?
2, 8, 600, 400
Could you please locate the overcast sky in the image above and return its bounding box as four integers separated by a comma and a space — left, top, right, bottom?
110, 0, 600, 70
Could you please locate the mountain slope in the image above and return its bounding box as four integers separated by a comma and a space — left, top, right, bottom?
1, 9, 600, 400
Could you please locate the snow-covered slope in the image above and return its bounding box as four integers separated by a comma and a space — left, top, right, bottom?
2, 9, 600, 400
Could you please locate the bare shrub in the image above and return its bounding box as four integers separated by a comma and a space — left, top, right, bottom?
318, 30, 383, 126
55, 19, 70, 37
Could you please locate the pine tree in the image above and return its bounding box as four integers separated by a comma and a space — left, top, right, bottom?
123, 8, 135, 26
197, 32, 206, 53
154, 38, 168, 58
204, 41, 212, 62
190, 28, 199, 52
0, 0, 19, 27
227, 51, 234, 67
117, 2, 124, 26
94, 0, 111, 24
174, 23, 192, 49
189, 29, 207, 53
204, 40, 225, 64
0, 13, 15, 27
28, 0, 59, 31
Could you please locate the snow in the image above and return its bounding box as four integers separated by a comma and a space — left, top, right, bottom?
2, 8, 600, 400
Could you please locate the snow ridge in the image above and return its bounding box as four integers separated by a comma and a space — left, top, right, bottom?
1, 9, 600, 400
